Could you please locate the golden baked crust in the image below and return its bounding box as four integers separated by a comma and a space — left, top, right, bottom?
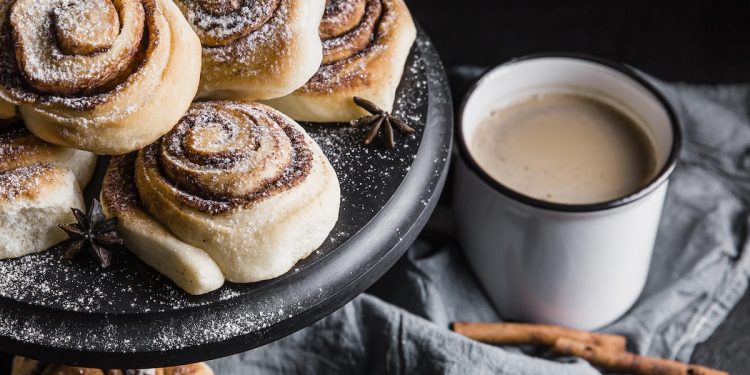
101, 101, 340, 294
175, 0, 326, 101
0, 0, 202, 155
0, 164, 66, 204
11, 357, 214, 375
0, 123, 97, 185
265, 0, 416, 122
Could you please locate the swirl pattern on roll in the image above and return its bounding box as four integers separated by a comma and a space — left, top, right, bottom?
177, 0, 281, 47
0, 0, 202, 154
138, 101, 313, 214
1, 0, 161, 104
173, 0, 326, 101
264, 0, 415, 122
319, 0, 382, 65
102, 101, 340, 294
10, 0, 148, 96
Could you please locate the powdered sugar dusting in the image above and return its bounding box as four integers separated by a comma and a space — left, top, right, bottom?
189, 0, 296, 81
320, 0, 378, 65
0, 36, 448, 355
303, 0, 402, 92
0, 0, 165, 116
308, 45, 426, 215
324, 0, 359, 26
0, 248, 246, 313
178, 0, 280, 46
0, 164, 55, 200
9, 0, 142, 94
143, 102, 313, 215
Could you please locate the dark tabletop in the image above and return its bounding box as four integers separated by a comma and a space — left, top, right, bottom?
1, 0, 747, 373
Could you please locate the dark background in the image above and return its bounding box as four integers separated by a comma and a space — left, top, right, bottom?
408, 0, 750, 373
410, 0, 750, 83
2, 1, 748, 373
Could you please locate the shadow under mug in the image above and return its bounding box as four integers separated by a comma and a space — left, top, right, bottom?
454, 54, 681, 330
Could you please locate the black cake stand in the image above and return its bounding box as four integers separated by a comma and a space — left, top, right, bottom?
0, 29, 452, 369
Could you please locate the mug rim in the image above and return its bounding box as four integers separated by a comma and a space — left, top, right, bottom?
456, 53, 682, 213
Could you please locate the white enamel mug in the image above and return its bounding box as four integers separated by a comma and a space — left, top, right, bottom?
454, 55, 681, 330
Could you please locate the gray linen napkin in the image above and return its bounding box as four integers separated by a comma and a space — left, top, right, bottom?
209, 79, 750, 374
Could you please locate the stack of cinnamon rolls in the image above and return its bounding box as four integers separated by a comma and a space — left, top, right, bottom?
0, 0, 416, 295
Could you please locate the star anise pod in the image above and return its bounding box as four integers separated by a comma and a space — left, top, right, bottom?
351, 97, 416, 149
56, 198, 124, 268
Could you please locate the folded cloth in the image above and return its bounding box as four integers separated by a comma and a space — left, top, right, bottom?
208, 74, 750, 374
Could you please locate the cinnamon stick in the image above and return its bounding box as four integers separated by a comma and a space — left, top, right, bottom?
451, 321, 627, 353
553, 338, 727, 375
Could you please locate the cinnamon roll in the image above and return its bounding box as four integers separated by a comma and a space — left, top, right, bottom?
12, 357, 214, 375
101, 101, 340, 295
0, 0, 202, 155
265, 0, 417, 122
174, 0, 326, 101
0, 119, 97, 260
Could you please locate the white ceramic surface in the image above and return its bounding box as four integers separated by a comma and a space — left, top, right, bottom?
454, 56, 680, 330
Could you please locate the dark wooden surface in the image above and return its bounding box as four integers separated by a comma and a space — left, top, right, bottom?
408, 0, 748, 373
